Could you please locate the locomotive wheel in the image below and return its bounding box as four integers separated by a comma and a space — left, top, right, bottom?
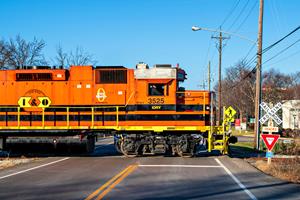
120, 140, 137, 157
176, 145, 194, 158
85, 136, 95, 154
176, 135, 195, 158
114, 140, 122, 154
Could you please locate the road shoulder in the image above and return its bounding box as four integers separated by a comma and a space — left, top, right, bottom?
218, 156, 300, 200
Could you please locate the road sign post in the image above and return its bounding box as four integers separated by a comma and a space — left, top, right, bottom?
259, 102, 282, 164
268, 119, 274, 164
223, 106, 236, 131
261, 133, 280, 164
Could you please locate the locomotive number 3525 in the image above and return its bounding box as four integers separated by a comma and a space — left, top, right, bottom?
148, 98, 165, 104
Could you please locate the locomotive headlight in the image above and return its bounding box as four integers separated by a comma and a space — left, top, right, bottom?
206, 106, 210, 110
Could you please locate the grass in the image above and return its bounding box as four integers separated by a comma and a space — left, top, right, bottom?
254, 158, 300, 183
249, 136, 300, 183
231, 141, 254, 149
230, 139, 300, 183
229, 141, 262, 158
231, 130, 254, 136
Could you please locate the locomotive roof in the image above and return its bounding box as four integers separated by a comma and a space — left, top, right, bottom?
95, 66, 126, 69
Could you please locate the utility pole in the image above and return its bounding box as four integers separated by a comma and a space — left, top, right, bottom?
208, 60, 213, 151
208, 61, 211, 91
198, 81, 207, 90
212, 29, 230, 125
254, 0, 264, 150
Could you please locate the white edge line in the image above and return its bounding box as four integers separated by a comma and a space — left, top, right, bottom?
215, 158, 257, 200
0, 157, 70, 180
139, 164, 222, 168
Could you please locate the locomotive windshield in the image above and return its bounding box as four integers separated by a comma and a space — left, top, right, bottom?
148, 84, 165, 96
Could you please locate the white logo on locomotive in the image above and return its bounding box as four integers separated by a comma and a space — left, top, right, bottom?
96, 88, 107, 102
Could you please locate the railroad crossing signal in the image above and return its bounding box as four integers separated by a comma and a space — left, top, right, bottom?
259, 102, 282, 125
224, 106, 236, 122
261, 134, 280, 151
18, 96, 51, 108
262, 126, 279, 133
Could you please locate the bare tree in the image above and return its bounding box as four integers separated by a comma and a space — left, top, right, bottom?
0, 39, 10, 69
54, 45, 68, 68
221, 61, 299, 121
262, 69, 294, 103
6, 35, 47, 69
221, 61, 256, 119
67, 46, 96, 66
287, 71, 300, 100
54, 46, 96, 68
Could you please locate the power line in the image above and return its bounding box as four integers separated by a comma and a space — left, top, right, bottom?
230, 25, 300, 89
234, 1, 258, 33
225, 42, 257, 84
267, 48, 300, 66
212, 0, 261, 90
227, 0, 250, 31
221, 0, 252, 50
244, 25, 300, 68
243, 42, 257, 62
210, 0, 252, 87
244, 53, 257, 68
262, 25, 300, 54
270, 0, 282, 35
209, 0, 242, 84
220, 0, 241, 28
219, 0, 256, 66
217, 0, 257, 84
203, 37, 213, 69
263, 38, 300, 65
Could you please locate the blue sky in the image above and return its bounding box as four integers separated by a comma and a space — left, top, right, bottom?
0, 0, 299, 89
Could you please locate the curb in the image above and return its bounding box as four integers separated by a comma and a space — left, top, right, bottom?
274, 155, 299, 158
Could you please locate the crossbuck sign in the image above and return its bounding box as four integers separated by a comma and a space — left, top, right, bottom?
259, 102, 282, 125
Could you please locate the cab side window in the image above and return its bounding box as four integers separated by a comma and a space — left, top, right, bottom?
148, 84, 165, 96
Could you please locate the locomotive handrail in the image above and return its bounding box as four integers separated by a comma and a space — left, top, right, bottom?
125, 91, 135, 107
0, 105, 124, 129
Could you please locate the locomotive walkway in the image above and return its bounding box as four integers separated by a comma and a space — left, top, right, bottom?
0, 138, 299, 200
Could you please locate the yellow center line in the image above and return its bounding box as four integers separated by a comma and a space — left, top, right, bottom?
84, 165, 135, 200
95, 164, 138, 200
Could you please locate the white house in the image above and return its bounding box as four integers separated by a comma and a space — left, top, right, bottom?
282, 100, 300, 130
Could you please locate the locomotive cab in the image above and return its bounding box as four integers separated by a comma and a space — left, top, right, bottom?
114, 63, 215, 156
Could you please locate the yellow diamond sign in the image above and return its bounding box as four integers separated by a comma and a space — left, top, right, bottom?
225, 106, 236, 122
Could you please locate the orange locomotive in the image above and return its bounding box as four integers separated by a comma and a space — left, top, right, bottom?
0, 63, 232, 156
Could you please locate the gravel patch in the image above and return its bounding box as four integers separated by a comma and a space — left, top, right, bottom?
0, 157, 36, 170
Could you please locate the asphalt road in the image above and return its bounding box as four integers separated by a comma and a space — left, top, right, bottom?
237, 135, 254, 143
0, 137, 299, 200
